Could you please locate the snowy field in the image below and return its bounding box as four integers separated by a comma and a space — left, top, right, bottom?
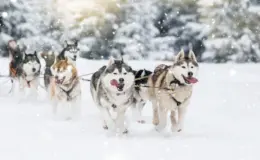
0, 58, 260, 160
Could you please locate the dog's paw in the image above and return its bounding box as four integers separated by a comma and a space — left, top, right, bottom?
111, 104, 117, 108
155, 125, 165, 132
171, 125, 182, 132
152, 118, 159, 126
103, 125, 108, 130
123, 129, 128, 134
137, 120, 145, 124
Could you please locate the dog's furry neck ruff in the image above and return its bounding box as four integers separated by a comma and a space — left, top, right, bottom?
58, 76, 79, 101
101, 82, 135, 106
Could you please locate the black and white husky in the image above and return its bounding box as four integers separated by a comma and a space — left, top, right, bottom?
132, 69, 153, 123
90, 57, 136, 134
57, 41, 79, 66
19, 51, 41, 98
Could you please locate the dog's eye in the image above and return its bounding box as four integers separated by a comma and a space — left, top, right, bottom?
191, 66, 194, 69
123, 72, 127, 75
113, 72, 117, 75
182, 66, 186, 69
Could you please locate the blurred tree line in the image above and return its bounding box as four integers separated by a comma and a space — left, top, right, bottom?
1, 0, 260, 63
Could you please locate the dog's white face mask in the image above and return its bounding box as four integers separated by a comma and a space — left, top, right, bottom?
171, 50, 199, 85
22, 53, 41, 76
102, 57, 135, 93
51, 59, 76, 86
63, 41, 80, 63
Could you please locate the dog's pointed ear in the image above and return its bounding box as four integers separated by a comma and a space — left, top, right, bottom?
174, 49, 185, 63
189, 50, 197, 62
64, 40, 68, 48
74, 40, 78, 47
7, 40, 17, 52
108, 56, 115, 66
21, 51, 25, 60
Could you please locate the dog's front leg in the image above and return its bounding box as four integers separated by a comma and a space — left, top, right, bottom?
100, 98, 115, 131
174, 100, 190, 132
115, 109, 128, 134
132, 101, 146, 124
100, 107, 115, 131
17, 78, 25, 100
30, 79, 39, 100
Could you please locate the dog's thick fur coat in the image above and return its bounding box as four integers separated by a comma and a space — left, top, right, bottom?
147, 50, 199, 132
50, 58, 81, 120
90, 58, 136, 134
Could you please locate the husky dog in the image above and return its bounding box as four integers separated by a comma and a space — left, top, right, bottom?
132, 69, 153, 123
50, 58, 81, 119
147, 49, 199, 133
19, 51, 41, 97
90, 57, 135, 134
40, 51, 56, 89
8, 40, 24, 80
57, 41, 79, 66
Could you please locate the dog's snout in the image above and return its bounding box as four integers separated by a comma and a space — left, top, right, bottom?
55, 76, 58, 80
74, 55, 77, 59
119, 78, 124, 83
32, 68, 36, 72
188, 72, 193, 77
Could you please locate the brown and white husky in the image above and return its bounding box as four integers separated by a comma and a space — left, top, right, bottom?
147, 49, 199, 133
50, 58, 81, 120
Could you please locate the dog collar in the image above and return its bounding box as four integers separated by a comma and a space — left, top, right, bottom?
170, 78, 185, 86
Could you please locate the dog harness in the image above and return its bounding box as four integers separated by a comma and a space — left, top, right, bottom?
59, 77, 79, 101
22, 71, 40, 88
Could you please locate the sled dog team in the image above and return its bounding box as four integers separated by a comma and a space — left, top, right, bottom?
7, 40, 199, 134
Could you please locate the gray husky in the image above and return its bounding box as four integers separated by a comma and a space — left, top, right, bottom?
19, 51, 41, 98
90, 57, 136, 134
57, 41, 79, 66
132, 69, 153, 123
40, 51, 56, 89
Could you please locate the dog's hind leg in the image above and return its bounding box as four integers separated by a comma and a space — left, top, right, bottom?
152, 100, 159, 126
155, 107, 167, 132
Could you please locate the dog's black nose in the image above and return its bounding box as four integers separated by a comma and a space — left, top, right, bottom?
32, 68, 36, 72
74, 55, 77, 59
188, 72, 193, 77
119, 78, 124, 83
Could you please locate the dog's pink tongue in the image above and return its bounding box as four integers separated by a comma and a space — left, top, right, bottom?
187, 77, 198, 84
110, 79, 119, 87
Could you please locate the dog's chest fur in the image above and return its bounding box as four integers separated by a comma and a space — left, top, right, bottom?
151, 68, 193, 110
52, 79, 81, 102
99, 82, 134, 107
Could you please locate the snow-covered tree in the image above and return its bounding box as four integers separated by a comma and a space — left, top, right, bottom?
153, 0, 206, 61
112, 0, 159, 60
203, 0, 260, 63
0, 0, 62, 56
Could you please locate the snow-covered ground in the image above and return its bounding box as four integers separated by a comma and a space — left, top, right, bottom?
0, 58, 260, 160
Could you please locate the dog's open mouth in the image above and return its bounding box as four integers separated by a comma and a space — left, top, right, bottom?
55, 76, 65, 84
182, 75, 198, 84
110, 79, 125, 91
